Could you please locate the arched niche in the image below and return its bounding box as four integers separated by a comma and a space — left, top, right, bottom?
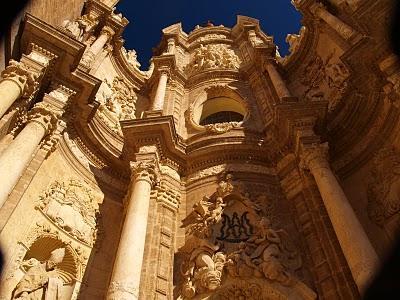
4, 234, 82, 300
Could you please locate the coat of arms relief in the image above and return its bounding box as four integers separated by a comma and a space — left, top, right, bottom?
177, 175, 316, 300
36, 179, 100, 246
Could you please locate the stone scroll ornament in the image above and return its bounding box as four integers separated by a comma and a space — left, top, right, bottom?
36, 179, 99, 246
178, 174, 316, 300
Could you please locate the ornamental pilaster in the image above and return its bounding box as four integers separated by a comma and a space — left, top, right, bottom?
300, 142, 380, 293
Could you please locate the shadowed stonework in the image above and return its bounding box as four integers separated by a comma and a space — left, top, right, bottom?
0, 0, 398, 299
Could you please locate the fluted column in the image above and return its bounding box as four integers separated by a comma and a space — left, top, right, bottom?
265, 61, 292, 101
301, 143, 380, 293
81, 25, 115, 68
107, 159, 158, 300
0, 60, 38, 119
151, 70, 169, 111
0, 105, 55, 208
311, 3, 360, 41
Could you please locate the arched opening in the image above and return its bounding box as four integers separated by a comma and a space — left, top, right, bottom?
195, 96, 247, 126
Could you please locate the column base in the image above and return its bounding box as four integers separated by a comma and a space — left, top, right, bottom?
143, 110, 163, 118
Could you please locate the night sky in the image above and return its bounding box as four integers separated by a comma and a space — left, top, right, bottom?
116, 0, 302, 69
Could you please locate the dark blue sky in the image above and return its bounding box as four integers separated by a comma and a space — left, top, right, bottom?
116, 0, 302, 69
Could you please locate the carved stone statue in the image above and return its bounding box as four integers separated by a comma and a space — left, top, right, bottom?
62, 14, 98, 42
121, 47, 141, 69
12, 248, 65, 300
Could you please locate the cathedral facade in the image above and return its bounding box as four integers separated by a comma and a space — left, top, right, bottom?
0, 0, 398, 299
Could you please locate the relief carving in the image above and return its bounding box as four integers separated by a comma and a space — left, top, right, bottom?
36, 180, 99, 246
96, 76, 137, 133
300, 52, 350, 112
196, 34, 227, 43
367, 147, 400, 228
204, 122, 241, 134
62, 14, 98, 42
185, 44, 241, 76
177, 175, 315, 299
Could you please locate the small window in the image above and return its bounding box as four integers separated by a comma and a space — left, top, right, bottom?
200, 111, 244, 125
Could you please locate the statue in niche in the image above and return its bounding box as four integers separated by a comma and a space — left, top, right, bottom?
12, 248, 65, 300
177, 174, 310, 299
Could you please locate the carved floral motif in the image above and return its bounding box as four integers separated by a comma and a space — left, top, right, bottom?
185, 44, 241, 75
36, 179, 99, 246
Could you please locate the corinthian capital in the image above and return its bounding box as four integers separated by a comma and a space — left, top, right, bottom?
130, 159, 158, 186
300, 142, 330, 171
1, 60, 39, 98
101, 25, 115, 41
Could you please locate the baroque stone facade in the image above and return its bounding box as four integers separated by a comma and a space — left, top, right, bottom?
0, 0, 398, 299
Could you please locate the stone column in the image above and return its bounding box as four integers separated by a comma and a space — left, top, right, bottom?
0, 60, 38, 119
81, 25, 115, 68
107, 159, 158, 300
301, 143, 380, 293
265, 61, 292, 100
167, 38, 176, 54
311, 3, 360, 41
0, 106, 55, 209
151, 70, 169, 111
